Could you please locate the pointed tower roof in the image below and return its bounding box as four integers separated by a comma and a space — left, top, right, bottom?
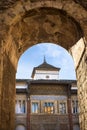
31, 57, 60, 78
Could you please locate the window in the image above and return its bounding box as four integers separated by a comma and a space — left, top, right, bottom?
46, 75, 49, 79
32, 102, 38, 113
15, 100, 26, 114
44, 102, 54, 114
22, 100, 26, 113
72, 100, 78, 114
59, 102, 66, 114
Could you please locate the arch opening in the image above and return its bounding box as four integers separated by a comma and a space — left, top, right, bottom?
15, 43, 79, 130
0, 4, 87, 130
16, 43, 76, 80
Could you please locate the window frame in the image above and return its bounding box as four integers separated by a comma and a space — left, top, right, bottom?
72, 100, 79, 114
15, 99, 26, 114
31, 100, 40, 114
42, 101, 55, 114
44, 102, 54, 114
58, 100, 67, 114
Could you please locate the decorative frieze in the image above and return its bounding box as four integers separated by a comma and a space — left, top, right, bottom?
30, 95, 67, 100
30, 85, 68, 95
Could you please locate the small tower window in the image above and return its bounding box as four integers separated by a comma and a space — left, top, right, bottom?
46, 75, 49, 79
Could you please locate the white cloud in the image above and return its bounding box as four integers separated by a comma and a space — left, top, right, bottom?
37, 43, 62, 58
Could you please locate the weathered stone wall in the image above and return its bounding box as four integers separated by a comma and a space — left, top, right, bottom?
70, 38, 87, 130
0, 52, 16, 130
76, 45, 87, 130
0, 0, 87, 54
30, 114, 79, 130
0, 44, 2, 129
30, 115, 69, 130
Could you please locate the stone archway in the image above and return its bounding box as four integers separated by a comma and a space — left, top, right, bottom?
15, 125, 26, 130
0, 1, 87, 130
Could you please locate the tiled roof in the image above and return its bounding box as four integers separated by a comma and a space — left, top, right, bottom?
16, 88, 27, 93
36, 61, 60, 70
16, 79, 76, 84
29, 79, 76, 85
31, 60, 60, 78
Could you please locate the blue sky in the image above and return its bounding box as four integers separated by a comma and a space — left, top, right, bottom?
16, 43, 76, 80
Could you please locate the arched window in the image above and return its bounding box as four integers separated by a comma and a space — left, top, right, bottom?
15, 125, 26, 130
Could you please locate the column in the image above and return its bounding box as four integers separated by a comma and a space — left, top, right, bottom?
0, 44, 3, 129
67, 85, 73, 130
0, 51, 16, 130
27, 96, 31, 130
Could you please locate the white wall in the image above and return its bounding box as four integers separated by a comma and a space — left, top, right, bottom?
34, 70, 59, 80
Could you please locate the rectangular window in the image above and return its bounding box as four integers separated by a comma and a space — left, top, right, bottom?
59, 102, 66, 114
15, 100, 26, 114
44, 102, 54, 114
32, 102, 38, 113
72, 100, 78, 114
22, 100, 26, 113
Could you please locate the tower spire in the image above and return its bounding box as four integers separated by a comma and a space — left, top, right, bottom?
44, 55, 46, 63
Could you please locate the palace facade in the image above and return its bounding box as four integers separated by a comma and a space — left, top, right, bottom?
15, 59, 80, 130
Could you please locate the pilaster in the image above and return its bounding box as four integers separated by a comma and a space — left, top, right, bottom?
67, 85, 73, 130
27, 96, 31, 130
0, 50, 16, 130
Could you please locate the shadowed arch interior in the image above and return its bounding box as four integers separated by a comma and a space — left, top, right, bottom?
9, 7, 83, 57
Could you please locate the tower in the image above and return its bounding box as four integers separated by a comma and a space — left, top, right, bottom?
31, 57, 60, 80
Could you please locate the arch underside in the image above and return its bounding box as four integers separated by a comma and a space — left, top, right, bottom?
10, 7, 83, 55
